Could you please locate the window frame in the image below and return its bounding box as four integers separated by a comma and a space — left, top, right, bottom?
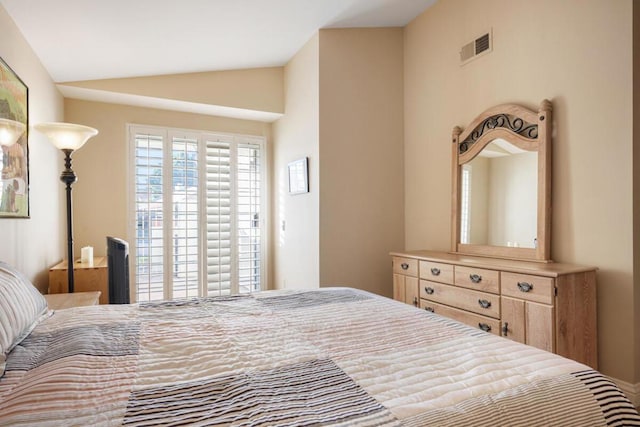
127, 124, 268, 303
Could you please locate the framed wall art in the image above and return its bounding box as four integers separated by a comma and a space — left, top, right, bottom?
287, 157, 308, 195
0, 56, 29, 218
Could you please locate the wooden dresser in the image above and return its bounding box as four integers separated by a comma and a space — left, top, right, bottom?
391, 250, 598, 369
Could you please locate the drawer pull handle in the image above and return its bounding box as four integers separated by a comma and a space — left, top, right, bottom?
401, 263, 409, 270
469, 274, 482, 283
517, 281, 533, 292
424, 286, 435, 295
425, 306, 434, 313
478, 323, 492, 332
413, 297, 418, 307
501, 322, 509, 337
478, 299, 491, 309
430, 268, 441, 276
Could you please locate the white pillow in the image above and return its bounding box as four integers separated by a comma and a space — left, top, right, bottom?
0, 262, 48, 376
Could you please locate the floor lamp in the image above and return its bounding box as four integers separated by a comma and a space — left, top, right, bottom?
35, 123, 98, 293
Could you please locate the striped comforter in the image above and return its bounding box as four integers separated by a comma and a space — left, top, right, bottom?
0, 288, 638, 426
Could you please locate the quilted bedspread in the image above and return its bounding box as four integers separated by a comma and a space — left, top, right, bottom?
1, 288, 639, 426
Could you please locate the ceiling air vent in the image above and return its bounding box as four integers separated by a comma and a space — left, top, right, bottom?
460, 29, 492, 65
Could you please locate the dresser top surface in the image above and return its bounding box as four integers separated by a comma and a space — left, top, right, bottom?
390, 250, 597, 277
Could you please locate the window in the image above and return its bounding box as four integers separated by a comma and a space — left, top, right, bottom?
129, 125, 266, 302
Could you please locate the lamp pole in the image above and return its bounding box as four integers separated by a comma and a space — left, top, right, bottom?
34, 122, 98, 294
61, 149, 77, 293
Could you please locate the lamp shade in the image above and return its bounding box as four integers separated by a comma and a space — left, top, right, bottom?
34, 122, 98, 151
0, 118, 26, 146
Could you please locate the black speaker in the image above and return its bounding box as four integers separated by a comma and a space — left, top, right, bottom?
107, 236, 130, 304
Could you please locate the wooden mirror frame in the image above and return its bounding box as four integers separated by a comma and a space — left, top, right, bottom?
451, 99, 552, 262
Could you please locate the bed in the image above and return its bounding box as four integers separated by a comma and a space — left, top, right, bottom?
1, 262, 639, 426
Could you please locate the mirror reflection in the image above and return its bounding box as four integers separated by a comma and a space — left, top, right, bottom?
459, 138, 538, 249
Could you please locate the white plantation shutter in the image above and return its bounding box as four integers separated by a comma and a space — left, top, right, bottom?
236, 142, 261, 293
205, 138, 233, 295
133, 131, 165, 302
129, 125, 265, 302
171, 134, 200, 299
205, 136, 263, 296
460, 164, 472, 244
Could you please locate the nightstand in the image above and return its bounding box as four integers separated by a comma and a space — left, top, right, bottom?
44, 291, 102, 310
49, 257, 108, 304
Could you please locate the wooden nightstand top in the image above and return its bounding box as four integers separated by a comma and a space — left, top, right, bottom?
45, 291, 102, 310
49, 257, 107, 271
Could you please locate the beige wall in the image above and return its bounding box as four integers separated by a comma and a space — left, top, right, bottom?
0, 6, 65, 292
272, 28, 405, 297
633, 1, 640, 387
405, 0, 635, 382
318, 28, 404, 297
62, 67, 284, 114
272, 35, 320, 290
64, 99, 271, 266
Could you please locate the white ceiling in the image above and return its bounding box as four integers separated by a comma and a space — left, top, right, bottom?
1, 0, 436, 83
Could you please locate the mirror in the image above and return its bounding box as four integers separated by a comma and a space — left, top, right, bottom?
451, 100, 552, 262
462, 139, 538, 248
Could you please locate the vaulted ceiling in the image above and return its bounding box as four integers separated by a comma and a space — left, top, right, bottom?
1, 0, 436, 82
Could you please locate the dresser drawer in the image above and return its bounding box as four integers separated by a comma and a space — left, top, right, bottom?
420, 280, 500, 319
501, 272, 554, 305
454, 266, 499, 293
393, 257, 418, 277
419, 261, 454, 284
420, 299, 500, 335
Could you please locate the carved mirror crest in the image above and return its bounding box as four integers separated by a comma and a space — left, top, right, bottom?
451, 100, 552, 262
